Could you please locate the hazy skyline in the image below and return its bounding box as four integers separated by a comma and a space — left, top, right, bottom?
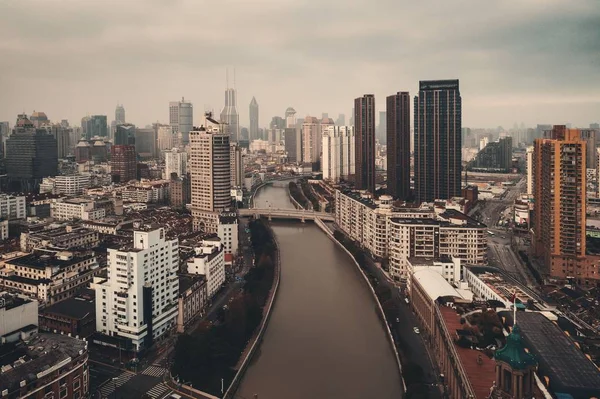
1, 0, 598, 129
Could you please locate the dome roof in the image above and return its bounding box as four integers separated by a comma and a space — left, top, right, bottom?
76, 139, 91, 147
16, 116, 33, 127
285, 107, 296, 114
93, 140, 105, 146
494, 324, 537, 370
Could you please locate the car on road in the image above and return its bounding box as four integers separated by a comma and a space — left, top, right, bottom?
413, 327, 420, 334
396, 318, 400, 323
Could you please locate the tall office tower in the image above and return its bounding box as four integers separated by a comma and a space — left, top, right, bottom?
377, 111, 387, 144
93, 226, 179, 352
336, 114, 346, 126
249, 97, 259, 141
270, 116, 286, 130
0, 121, 9, 158
30, 111, 49, 128
220, 88, 240, 142
319, 117, 334, 170
526, 146, 534, 195
386, 92, 411, 200
230, 142, 243, 188
6, 115, 58, 192
354, 94, 376, 194
580, 129, 598, 170
284, 127, 301, 164
322, 126, 355, 182
135, 128, 156, 158
114, 123, 136, 146
164, 147, 188, 179
86, 115, 108, 138
81, 116, 90, 138
285, 107, 297, 128
190, 122, 231, 233
301, 116, 321, 165
111, 145, 136, 183
156, 124, 174, 153
414, 80, 462, 203
169, 98, 193, 144
40, 125, 71, 159
533, 126, 591, 281
115, 104, 126, 124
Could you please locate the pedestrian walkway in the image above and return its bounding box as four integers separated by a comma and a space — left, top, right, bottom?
98, 371, 134, 398
146, 382, 172, 398
142, 365, 168, 377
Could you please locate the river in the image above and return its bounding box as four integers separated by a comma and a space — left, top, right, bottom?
237, 182, 403, 399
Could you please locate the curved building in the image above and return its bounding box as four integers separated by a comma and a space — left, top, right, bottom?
220, 89, 239, 142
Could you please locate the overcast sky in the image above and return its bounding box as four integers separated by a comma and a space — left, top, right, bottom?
0, 0, 599, 129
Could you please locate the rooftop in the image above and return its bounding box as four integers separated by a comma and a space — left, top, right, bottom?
503, 311, 600, 397
40, 296, 95, 320
5, 252, 95, 271
178, 273, 206, 294
439, 306, 495, 399
407, 255, 454, 266
0, 333, 87, 393
0, 292, 32, 311
412, 269, 467, 302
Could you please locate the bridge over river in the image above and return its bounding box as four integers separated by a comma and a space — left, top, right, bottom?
238, 207, 334, 222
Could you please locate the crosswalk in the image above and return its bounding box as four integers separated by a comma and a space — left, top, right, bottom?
146, 383, 172, 399
99, 372, 134, 398
141, 365, 168, 377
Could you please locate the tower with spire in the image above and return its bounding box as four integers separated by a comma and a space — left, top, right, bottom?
220, 68, 240, 142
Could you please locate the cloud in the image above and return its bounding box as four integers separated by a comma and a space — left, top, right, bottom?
0, 0, 599, 128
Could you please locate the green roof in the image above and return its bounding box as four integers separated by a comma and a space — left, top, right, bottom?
494, 324, 537, 370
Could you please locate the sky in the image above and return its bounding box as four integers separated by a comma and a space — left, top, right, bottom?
0, 0, 599, 130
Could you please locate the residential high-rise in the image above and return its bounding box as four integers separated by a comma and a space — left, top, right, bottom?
6, 114, 58, 192
0, 121, 9, 158
115, 104, 125, 124
169, 98, 193, 144
526, 146, 533, 195
580, 129, 598, 170
93, 226, 179, 352
135, 128, 156, 158
386, 92, 411, 201
377, 111, 387, 144
301, 116, 321, 165
190, 119, 231, 233
336, 114, 346, 126
533, 126, 588, 281
414, 80, 462, 203
249, 97, 259, 141
468, 136, 513, 172
322, 126, 355, 182
39, 124, 70, 159
354, 94, 376, 194
164, 147, 188, 179
110, 145, 137, 183
157, 124, 174, 153
284, 127, 301, 164
285, 107, 297, 128
230, 142, 243, 188
220, 88, 240, 142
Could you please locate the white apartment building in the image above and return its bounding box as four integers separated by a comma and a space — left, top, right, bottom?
230, 142, 243, 188
50, 198, 106, 221
218, 213, 239, 256
322, 126, 355, 182
526, 146, 533, 196
0, 194, 26, 220
93, 227, 179, 352
40, 174, 91, 196
407, 256, 461, 285
164, 147, 188, 179
335, 189, 487, 279
0, 219, 8, 240
187, 239, 225, 298
302, 116, 321, 164
157, 125, 175, 153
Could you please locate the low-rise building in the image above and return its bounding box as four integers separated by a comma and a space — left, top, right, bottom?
0, 333, 89, 399
0, 194, 26, 220
81, 218, 136, 235
40, 174, 91, 196
0, 251, 101, 304
177, 274, 207, 333
20, 225, 99, 252
187, 239, 225, 299
39, 295, 96, 338
464, 266, 536, 308
0, 292, 38, 344
407, 256, 461, 285
50, 197, 106, 221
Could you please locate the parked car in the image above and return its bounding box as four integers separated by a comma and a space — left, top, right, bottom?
413, 327, 420, 334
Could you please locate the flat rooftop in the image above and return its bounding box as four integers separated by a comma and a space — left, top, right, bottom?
40, 296, 95, 320
178, 273, 206, 294
5, 252, 95, 271
0, 333, 87, 393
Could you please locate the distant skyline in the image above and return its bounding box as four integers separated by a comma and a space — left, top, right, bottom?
0, 1, 599, 129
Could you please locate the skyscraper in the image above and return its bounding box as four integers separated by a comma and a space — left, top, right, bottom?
114, 124, 136, 146
285, 107, 297, 128
220, 88, 240, 142
414, 80, 462, 203
135, 128, 156, 158
336, 114, 346, 126
0, 121, 10, 159
377, 111, 387, 144
249, 97, 259, 141
190, 118, 231, 233
115, 104, 125, 124
169, 98, 193, 143
164, 147, 188, 179
284, 127, 301, 164
354, 94, 376, 194
87, 115, 108, 138
386, 92, 411, 201
533, 126, 590, 282
6, 114, 58, 192
230, 142, 243, 188
322, 126, 355, 182
301, 116, 320, 165
110, 145, 136, 183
